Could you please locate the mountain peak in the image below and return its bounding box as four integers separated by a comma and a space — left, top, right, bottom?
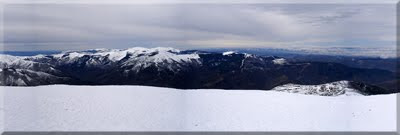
49, 47, 187, 62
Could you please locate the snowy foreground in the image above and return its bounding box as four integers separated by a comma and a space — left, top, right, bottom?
1, 85, 397, 131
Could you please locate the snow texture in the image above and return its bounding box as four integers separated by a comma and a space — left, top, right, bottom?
46, 47, 201, 72
0, 88, 3, 133
3, 85, 396, 131
0, 55, 35, 69
53, 47, 200, 63
272, 81, 363, 96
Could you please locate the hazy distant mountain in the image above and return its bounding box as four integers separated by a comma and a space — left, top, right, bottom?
0, 47, 397, 95
203, 47, 399, 72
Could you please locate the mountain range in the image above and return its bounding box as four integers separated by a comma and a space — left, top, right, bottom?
0, 47, 397, 95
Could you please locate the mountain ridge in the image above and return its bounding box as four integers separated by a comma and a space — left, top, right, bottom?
0, 47, 397, 95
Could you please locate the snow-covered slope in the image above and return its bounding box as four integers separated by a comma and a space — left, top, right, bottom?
117, 47, 201, 72
0, 55, 41, 70
0, 54, 60, 75
3, 85, 396, 131
0, 55, 34, 68
272, 81, 365, 96
0, 68, 71, 86
0, 88, 3, 133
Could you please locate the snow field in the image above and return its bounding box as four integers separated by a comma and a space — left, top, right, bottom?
3, 85, 397, 131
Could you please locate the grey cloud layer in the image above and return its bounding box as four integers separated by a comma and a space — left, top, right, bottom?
2, 4, 396, 51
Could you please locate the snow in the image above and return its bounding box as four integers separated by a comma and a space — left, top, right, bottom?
47, 47, 201, 70
272, 58, 287, 65
118, 47, 201, 71
3, 85, 396, 131
272, 81, 363, 96
222, 51, 236, 56
0, 54, 38, 70
52, 53, 64, 58
28, 54, 46, 59
243, 53, 254, 58
96, 49, 128, 61
0, 88, 3, 133
0, 55, 32, 66
0, 68, 68, 86
0, 55, 20, 64
67, 52, 86, 59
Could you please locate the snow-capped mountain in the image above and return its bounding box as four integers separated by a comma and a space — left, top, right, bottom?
28, 47, 201, 72
0, 47, 397, 95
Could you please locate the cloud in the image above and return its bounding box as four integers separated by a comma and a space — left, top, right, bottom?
1, 4, 396, 51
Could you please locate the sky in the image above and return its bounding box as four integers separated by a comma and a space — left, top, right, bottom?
1, 3, 397, 51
